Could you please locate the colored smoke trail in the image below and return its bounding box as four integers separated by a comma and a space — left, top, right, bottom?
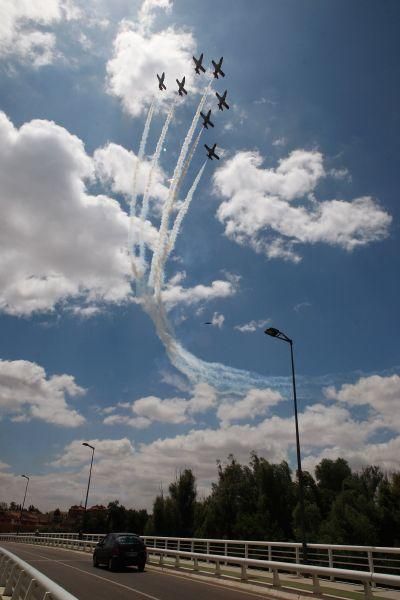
138, 101, 176, 274
128, 100, 155, 274
167, 159, 206, 259
149, 81, 212, 294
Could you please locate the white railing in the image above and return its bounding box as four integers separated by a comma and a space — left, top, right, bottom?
0, 546, 78, 600
1, 534, 400, 599
2, 532, 400, 576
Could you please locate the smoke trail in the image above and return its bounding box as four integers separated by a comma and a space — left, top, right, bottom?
141, 294, 292, 395
138, 101, 176, 275
128, 100, 155, 275
149, 81, 212, 293
167, 159, 206, 258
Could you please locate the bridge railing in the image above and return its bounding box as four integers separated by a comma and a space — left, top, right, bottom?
1, 534, 400, 599
0, 546, 78, 600
2, 533, 400, 576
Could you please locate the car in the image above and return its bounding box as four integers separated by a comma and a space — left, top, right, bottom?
92, 532, 147, 572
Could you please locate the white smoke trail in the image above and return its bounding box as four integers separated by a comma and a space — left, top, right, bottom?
138, 101, 176, 275
167, 159, 206, 258
149, 81, 212, 293
141, 294, 293, 395
128, 100, 155, 275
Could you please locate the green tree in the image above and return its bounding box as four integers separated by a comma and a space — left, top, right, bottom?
107, 500, 127, 531
169, 469, 197, 536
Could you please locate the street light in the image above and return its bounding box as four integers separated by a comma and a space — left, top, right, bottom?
82, 443, 95, 511
19, 474, 30, 533
264, 327, 308, 563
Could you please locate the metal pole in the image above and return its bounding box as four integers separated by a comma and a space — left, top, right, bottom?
19, 476, 30, 533
84, 447, 95, 511
289, 340, 308, 563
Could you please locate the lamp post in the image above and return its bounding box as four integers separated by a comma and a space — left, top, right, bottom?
19, 474, 30, 533
82, 443, 95, 511
264, 327, 308, 563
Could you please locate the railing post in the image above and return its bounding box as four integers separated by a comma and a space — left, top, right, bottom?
241, 563, 248, 581
367, 551, 376, 588
268, 545, 272, 572
312, 573, 322, 595
215, 560, 221, 577
244, 543, 248, 559
175, 554, 180, 568
363, 580, 373, 600
328, 548, 334, 581
295, 546, 300, 575
272, 569, 281, 587
194, 557, 199, 571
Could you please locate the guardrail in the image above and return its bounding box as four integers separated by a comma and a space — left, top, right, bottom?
0, 546, 78, 600
1, 534, 400, 599
2, 532, 400, 577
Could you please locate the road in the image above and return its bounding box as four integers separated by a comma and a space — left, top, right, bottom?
1, 542, 271, 600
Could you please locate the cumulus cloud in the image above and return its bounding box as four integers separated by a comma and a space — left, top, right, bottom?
104, 383, 217, 428
106, 9, 199, 117
325, 374, 400, 430
0, 112, 165, 316
0, 359, 85, 426
214, 150, 391, 262
162, 277, 237, 310
0, 0, 79, 67
234, 318, 269, 333
217, 388, 283, 426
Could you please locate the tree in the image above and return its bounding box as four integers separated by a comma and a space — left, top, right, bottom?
315, 458, 352, 517
107, 501, 127, 531
169, 469, 197, 536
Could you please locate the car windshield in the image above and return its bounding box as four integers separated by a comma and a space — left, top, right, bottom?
116, 535, 139, 544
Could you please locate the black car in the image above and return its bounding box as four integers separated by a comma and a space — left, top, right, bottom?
93, 532, 147, 572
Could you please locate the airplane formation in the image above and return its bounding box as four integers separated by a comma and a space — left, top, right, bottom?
156, 54, 229, 160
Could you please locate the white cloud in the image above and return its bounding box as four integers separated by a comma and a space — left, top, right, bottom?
234, 318, 269, 333
272, 137, 287, 147
104, 383, 217, 428
52, 438, 135, 467
211, 312, 224, 328
0, 359, 85, 426
293, 301, 311, 313
106, 15, 199, 117
0, 112, 166, 316
214, 150, 391, 262
0, 0, 78, 67
325, 374, 400, 430
162, 278, 237, 310
217, 388, 283, 426
138, 0, 173, 29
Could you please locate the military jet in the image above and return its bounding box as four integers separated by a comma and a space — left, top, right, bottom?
193, 53, 206, 74
212, 57, 225, 79
157, 72, 166, 91
204, 143, 219, 160
216, 90, 229, 111
200, 109, 214, 129
204, 322, 212, 325
176, 76, 187, 96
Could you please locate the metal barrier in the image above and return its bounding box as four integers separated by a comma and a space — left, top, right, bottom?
1, 534, 400, 599
0, 546, 78, 600
2, 533, 400, 575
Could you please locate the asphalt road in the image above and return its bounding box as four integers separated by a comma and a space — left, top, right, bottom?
1, 542, 270, 600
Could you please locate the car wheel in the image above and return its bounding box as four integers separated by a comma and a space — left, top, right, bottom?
137, 561, 145, 572
109, 557, 119, 572
93, 554, 99, 567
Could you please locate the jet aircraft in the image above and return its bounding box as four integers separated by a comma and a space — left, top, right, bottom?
193, 53, 206, 74
200, 109, 214, 129
204, 143, 219, 160
216, 90, 229, 111
212, 57, 225, 79
176, 76, 187, 96
157, 72, 166, 91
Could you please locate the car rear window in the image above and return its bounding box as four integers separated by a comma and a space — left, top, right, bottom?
116, 535, 139, 544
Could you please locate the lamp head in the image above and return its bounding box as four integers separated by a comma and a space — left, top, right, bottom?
264, 327, 280, 337
82, 442, 95, 450
21, 474, 29, 480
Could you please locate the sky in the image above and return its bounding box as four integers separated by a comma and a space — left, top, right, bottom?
0, 0, 399, 512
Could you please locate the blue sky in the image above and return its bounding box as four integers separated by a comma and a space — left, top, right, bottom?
0, 0, 399, 511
